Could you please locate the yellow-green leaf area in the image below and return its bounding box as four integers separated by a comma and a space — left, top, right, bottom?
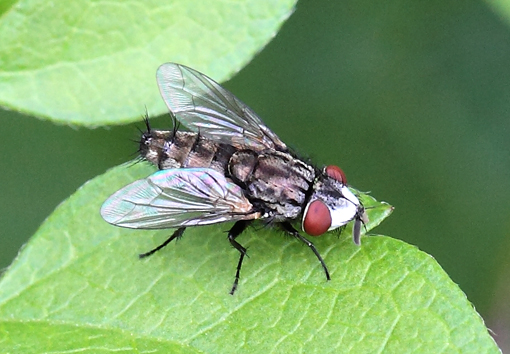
0, 0, 296, 125
0, 163, 499, 353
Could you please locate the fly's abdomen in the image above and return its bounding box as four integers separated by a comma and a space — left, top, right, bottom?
142, 130, 236, 173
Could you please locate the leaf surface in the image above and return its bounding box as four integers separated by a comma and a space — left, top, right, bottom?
0, 0, 296, 125
0, 163, 499, 353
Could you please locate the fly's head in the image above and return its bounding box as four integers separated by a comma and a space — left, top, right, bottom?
302, 165, 368, 245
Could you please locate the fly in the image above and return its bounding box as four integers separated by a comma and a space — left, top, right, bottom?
101, 63, 368, 294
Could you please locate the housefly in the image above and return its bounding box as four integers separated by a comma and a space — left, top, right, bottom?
101, 63, 368, 294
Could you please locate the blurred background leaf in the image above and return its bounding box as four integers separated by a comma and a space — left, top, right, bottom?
0, 0, 509, 351
0, 163, 498, 353
0, 0, 296, 125
487, 0, 510, 25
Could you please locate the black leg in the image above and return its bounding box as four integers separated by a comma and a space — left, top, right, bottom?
139, 227, 186, 259
228, 220, 251, 295
280, 222, 331, 281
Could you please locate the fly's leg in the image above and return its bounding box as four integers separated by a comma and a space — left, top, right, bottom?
228, 220, 252, 295
139, 227, 186, 259
280, 222, 331, 281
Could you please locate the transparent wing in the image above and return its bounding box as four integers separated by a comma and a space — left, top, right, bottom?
156, 63, 287, 152
101, 168, 260, 229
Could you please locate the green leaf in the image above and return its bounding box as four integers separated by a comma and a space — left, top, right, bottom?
0, 163, 499, 353
0, 0, 296, 126
486, 0, 510, 25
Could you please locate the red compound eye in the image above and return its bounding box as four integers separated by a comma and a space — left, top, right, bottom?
325, 165, 347, 184
303, 200, 332, 236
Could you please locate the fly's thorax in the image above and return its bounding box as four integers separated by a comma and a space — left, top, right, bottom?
229, 150, 316, 220
228, 150, 258, 182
